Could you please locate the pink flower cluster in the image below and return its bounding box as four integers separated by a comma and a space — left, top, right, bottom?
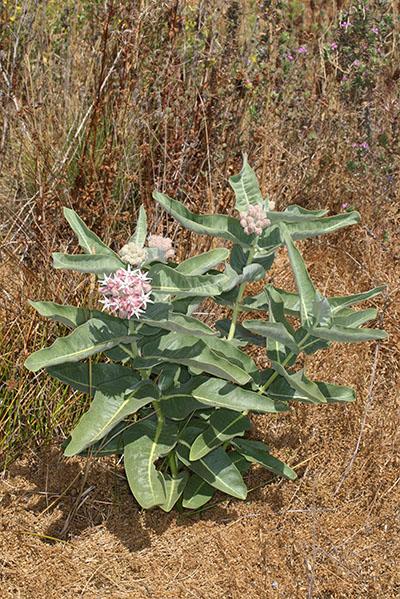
239, 204, 271, 236
148, 235, 175, 259
98, 266, 152, 319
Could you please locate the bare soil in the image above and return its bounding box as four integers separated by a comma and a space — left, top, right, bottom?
1, 234, 399, 599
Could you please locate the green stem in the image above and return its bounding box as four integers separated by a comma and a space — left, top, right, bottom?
258, 332, 312, 394
227, 243, 258, 341
168, 452, 179, 477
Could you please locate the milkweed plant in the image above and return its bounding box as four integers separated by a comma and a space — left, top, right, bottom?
25, 157, 387, 512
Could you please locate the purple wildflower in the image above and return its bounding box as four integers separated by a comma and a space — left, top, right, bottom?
372, 27, 378, 35
298, 47, 307, 54
330, 42, 338, 50
99, 266, 152, 319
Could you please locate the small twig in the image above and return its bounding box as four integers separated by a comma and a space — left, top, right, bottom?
334, 288, 389, 495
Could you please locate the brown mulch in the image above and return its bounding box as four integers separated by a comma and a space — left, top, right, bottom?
1, 229, 400, 599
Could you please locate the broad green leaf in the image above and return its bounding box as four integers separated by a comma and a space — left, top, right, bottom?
328, 285, 386, 314
294, 327, 330, 355
66, 421, 132, 457
171, 296, 203, 315
228, 154, 263, 211
190, 409, 251, 460
135, 333, 251, 385
148, 263, 226, 297
242, 321, 299, 355
47, 362, 139, 395
129, 205, 147, 248
140, 311, 216, 338
28, 300, 114, 329
177, 428, 247, 500
63, 379, 159, 456
268, 204, 328, 224
271, 361, 327, 404
159, 471, 189, 512
284, 211, 360, 240
315, 381, 356, 403
24, 317, 136, 372
259, 371, 355, 404
201, 334, 258, 375
153, 191, 252, 248
124, 419, 179, 509
182, 473, 215, 509
239, 287, 301, 316
176, 249, 230, 275
214, 319, 265, 347
312, 292, 332, 326
63, 208, 117, 256
307, 324, 387, 343
220, 262, 266, 292
333, 308, 377, 327
192, 378, 290, 413
232, 438, 297, 480
283, 228, 317, 327
52, 252, 125, 275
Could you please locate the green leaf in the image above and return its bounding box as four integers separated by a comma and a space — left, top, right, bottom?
63, 208, 117, 256
129, 205, 147, 248
201, 334, 258, 375
141, 311, 216, 338
284, 211, 360, 240
47, 362, 139, 395
171, 296, 203, 315
190, 409, 251, 460
136, 333, 252, 385
307, 324, 387, 343
24, 317, 136, 372
153, 190, 252, 248
52, 252, 125, 275
28, 300, 110, 328
192, 378, 290, 413
148, 263, 226, 297
159, 471, 189, 512
177, 428, 247, 500
182, 473, 215, 509
232, 438, 297, 480
67, 421, 130, 457
159, 376, 208, 419
258, 370, 355, 404
220, 262, 266, 292
176, 249, 229, 275
214, 319, 265, 347
271, 361, 327, 404
124, 419, 179, 509
283, 228, 317, 327
242, 321, 299, 355
268, 205, 328, 224
63, 379, 159, 456
328, 285, 386, 314
312, 292, 332, 326
333, 308, 377, 327
228, 154, 263, 212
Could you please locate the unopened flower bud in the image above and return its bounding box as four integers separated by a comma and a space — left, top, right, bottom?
119, 242, 147, 266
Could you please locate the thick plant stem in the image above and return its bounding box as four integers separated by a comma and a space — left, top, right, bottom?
258, 332, 312, 394
227, 243, 257, 341
168, 452, 179, 477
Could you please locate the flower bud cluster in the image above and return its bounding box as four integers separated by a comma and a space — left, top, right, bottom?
148, 234, 175, 259
239, 204, 271, 236
119, 242, 147, 266
98, 266, 152, 319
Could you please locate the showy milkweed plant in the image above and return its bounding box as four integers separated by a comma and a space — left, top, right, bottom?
25, 157, 387, 512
